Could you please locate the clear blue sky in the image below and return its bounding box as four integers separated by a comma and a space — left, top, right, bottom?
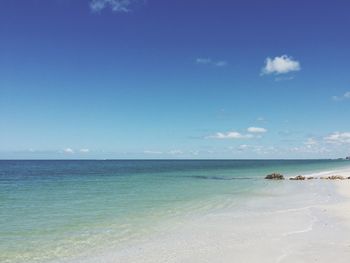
1, 0, 350, 159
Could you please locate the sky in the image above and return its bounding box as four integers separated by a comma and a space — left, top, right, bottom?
0, 0, 350, 159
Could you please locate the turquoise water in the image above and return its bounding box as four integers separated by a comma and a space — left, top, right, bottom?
1, 159, 350, 262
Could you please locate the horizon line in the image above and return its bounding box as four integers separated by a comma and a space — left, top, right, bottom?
0, 158, 346, 161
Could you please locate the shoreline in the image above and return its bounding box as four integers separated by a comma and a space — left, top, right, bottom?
3, 161, 350, 263
62, 167, 350, 263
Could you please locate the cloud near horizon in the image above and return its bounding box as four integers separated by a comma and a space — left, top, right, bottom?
63, 148, 74, 154
324, 132, 350, 144
63, 148, 90, 154
261, 55, 300, 75
304, 138, 318, 146
209, 131, 254, 139
209, 126, 268, 140
247, 127, 267, 133
90, 0, 141, 13
143, 150, 163, 154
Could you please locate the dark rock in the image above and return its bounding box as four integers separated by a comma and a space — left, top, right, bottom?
327, 175, 345, 180
307, 176, 315, 180
320, 175, 345, 180
290, 175, 306, 180
265, 173, 284, 180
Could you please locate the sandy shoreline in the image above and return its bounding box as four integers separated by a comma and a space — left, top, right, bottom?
63, 168, 350, 263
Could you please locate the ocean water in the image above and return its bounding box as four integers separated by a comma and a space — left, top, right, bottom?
1, 159, 350, 263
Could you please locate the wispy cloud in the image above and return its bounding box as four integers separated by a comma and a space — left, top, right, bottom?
261, 55, 300, 75
247, 127, 267, 133
196, 58, 228, 67
63, 148, 74, 154
304, 138, 318, 146
215, 61, 228, 67
237, 144, 250, 151
196, 58, 212, 65
332, 91, 350, 101
80, 148, 90, 153
143, 150, 163, 154
208, 126, 268, 140
90, 0, 141, 13
324, 132, 350, 144
287, 145, 330, 155
208, 131, 253, 140
168, 150, 183, 155
256, 117, 267, 123
190, 150, 200, 156
303, 138, 319, 150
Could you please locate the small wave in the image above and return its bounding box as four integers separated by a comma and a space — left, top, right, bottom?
188, 175, 254, 180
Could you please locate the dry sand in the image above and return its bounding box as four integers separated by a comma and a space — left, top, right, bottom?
64, 168, 350, 263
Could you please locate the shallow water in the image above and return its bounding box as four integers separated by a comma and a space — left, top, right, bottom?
1, 160, 350, 262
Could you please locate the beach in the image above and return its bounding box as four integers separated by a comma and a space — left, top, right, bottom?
1, 160, 350, 263
70, 168, 350, 263
3, 1, 350, 262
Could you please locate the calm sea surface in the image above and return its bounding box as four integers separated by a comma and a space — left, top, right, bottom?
1, 159, 349, 262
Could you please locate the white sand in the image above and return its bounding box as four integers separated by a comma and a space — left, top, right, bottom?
65, 168, 350, 263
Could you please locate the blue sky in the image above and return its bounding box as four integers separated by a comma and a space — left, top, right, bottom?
1, 0, 350, 159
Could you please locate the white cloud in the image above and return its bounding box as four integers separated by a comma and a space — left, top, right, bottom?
304, 138, 318, 149
261, 55, 300, 75
247, 127, 267, 133
190, 150, 200, 156
209, 131, 254, 139
288, 144, 330, 154
215, 61, 228, 67
332, 91, 350, 101
209, 126, 268, 140
64, 148, 74, 154
324, 132, 350, 144
168, 150, 183, 155
143, 150, 163, 154
304, 138, 318, 146
196, 58, 212, 64
90, 0, 140, 13
80, 149, 90, 153
196, 58, 228, 67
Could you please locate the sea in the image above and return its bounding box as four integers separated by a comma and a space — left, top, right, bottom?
1, 159, 350, 263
